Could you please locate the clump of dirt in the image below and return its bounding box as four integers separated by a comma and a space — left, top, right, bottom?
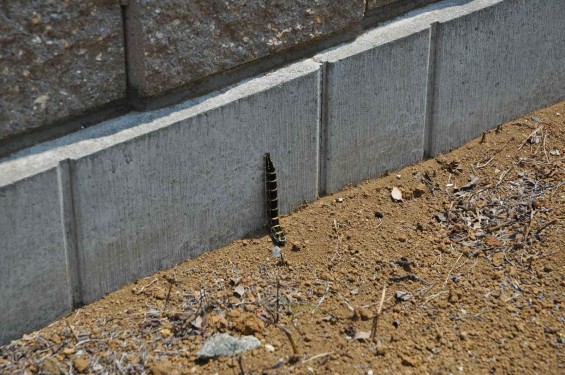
1, 102, 564, 374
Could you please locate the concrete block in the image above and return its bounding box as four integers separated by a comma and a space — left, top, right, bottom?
317, 24, 430, 194
69, 61, 320, 303
428, 0, 565, 155
0, 1, 126, 141
0, 168, 71, 344
126, 0, 364, 97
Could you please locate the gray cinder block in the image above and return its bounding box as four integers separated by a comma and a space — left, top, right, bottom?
0, 1, 126, 141
125, 0, 364, 97
317, 25, 430, 194
0, 168, 71, 344
428, 0, 565, 155
70, 61, 321, 303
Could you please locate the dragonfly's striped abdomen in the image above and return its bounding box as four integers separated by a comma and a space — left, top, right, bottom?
265, 153, 286, 246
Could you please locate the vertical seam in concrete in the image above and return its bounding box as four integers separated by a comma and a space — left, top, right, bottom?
57, 159, 83, 309
317, 60, 329, 196
120, 2, 131, 106
423, 22, 439, 159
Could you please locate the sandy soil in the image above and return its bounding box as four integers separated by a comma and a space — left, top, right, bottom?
1, 102, 564, 375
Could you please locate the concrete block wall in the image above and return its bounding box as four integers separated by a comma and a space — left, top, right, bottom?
0, 1, 126, 141
125, 0, 365, 98
0, 1, 433, 153
1, 0, 564, 344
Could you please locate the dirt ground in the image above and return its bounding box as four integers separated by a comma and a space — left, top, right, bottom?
1, 102, 564, 375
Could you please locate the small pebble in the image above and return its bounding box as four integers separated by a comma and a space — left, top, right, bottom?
357, 307, 373, 321
375, 343, 386, 355
400, 355, 420, 367
73, 357, 89, 373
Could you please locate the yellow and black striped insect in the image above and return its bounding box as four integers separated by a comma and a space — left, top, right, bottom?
265, 153, 286, 247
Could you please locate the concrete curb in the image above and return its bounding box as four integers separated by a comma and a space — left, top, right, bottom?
71, 61, 321, 305
428, 0, 565, 155
1, 0, 563, 345
317, 25, 430, 194
0, 169, 72, 343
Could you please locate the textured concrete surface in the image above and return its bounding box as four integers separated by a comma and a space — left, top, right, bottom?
69, 61, 320, 303
428, 0, 565, 155
0, 168, 71, 345
0, 0, 126, 141
126, 0, 363, 97
317, 24, 430, 194
0, 60, 320, 342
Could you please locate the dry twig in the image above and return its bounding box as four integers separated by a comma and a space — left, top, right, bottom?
275, 275, 281, 323
496, 166, 514, 187
302, 352, 334, 364
444, 252, 464, 286
517, 126, 543, 150
328, 220, 341, 268
237, 355, 246, 375
276, 324, 299, 358
65, 320, 79, 343
370, 286, 387, 340
137, 278, 158, 294
475, 156, 495, 169
535, 219, 557, 237
164, 282, 173, 311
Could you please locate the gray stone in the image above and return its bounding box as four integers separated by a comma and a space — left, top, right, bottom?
0, 168, 71, 345
428, 0, 565, 155
198, 333, 261, 358
68, 60, 320, 303
317, 23, 430, 194
126, 0, 364, 97
0, 1, 126, 141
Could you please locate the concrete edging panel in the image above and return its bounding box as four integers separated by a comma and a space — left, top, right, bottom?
0, 169, 72, 344
315, 0, 565, 193
70, 61, 321, 304
317, 25, 430, 194
428, 0, 565, 155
